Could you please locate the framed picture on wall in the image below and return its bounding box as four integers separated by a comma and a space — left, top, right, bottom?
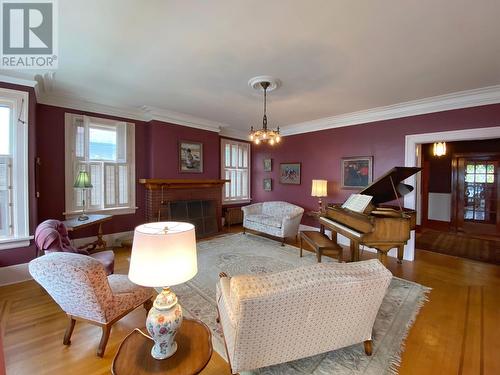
179, 141, 203, 173
263, 178, 272, 191
341, 156, 373, 189
279, 163, 301, 185
263, 158, 272, 172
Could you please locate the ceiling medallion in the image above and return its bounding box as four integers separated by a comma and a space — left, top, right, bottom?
248, 76, 281, 146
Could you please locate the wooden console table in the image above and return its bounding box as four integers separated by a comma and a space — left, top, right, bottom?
62, 214, 112, 251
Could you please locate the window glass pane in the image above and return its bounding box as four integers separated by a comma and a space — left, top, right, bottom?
465, 174, 474, 183
236, 170, 242, 197
231, 145, 238, 167
75, 126, 84, 158
475, 174, 486, 183
89, 127, 116, 161
475, 164, 486, 173
225, 144, 230, 167
466, 164, 475, 174
486, 164, 494, 174
487, 174, 494, 183
238, 146, 243, 168
0, 106, 10, 155
243, 148, 248, 168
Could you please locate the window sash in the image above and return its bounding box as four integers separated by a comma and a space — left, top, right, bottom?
221, 139, 251, 203
65, 113, 135, 216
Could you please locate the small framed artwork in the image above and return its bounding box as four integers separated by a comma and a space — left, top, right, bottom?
179, 141, 203, 173
263, 158, 272, 172
263, 178, 272, 191
341, 156, 373, 189
279, 163, 301, 185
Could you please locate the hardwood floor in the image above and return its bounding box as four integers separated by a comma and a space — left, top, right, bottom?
416, 228, 500, 264
1, 226, 499, 375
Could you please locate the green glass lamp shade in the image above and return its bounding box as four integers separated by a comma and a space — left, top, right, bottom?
73, 171, 93, 189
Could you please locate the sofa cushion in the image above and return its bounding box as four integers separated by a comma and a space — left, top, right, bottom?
245, 214, 282, 228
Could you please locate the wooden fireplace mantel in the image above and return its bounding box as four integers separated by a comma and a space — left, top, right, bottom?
139, 179, 229, 190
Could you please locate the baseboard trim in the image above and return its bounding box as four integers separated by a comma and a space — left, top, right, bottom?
0, 262, 31, 286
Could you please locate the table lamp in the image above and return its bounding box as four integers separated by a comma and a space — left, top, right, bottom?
128, 222, 198, 360
311, 179, 328, 212
73, 171, 93, 221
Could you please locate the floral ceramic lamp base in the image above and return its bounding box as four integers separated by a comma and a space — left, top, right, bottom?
146, 287, 183, 360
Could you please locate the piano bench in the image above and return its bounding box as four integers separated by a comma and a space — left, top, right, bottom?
299, 231, 343, 263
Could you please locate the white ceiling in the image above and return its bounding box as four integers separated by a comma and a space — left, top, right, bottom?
2, 0, 500, 135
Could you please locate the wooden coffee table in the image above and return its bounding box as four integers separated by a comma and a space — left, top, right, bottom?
112, 318, 212, 375
300, 230, 343, 262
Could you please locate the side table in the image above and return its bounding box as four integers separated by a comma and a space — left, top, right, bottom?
62, 214, 112, 252
112, 318, 212, 375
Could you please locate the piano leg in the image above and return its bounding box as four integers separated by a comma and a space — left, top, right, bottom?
397, 245, 404, 264
378, 251, 388, 266
350, 240, 360, 262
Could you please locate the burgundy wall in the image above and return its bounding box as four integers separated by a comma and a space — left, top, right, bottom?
1, 100, 221, 267
423, 138, 500, 194
0, 83, 38, 267
147, 120, 220, 178
252, 104, 500, 226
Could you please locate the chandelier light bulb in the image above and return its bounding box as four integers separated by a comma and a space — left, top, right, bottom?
255, 139, 260, 145
276, 135, 281, 143
269, 138, 275, 145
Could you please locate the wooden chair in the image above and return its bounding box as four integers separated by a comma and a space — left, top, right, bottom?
29, 252, 152, 357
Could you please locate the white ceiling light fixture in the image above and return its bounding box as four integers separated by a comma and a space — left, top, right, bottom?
248, 76, 282, 146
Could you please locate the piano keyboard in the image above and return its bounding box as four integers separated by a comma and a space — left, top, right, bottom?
319, 217, 362, 238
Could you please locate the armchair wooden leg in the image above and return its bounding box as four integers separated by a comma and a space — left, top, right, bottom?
63, 316, 76, 345
364, 340, 373, 356
143, 299, 153, 314
97, 325, 112, 357
243, 227, 246, 234
281, 238, 285, 246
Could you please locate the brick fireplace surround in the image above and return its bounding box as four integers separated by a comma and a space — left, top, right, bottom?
139, 179, 228, 232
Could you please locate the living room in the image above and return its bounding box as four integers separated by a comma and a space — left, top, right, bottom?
0, 1, 499, 374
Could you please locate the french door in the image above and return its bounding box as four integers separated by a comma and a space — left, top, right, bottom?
451, 153, 500, 235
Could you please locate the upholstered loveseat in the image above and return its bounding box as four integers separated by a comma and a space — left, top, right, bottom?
216, 259, 392, 374
242, 201, 304, 244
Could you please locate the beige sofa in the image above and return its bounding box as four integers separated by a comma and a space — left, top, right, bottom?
242, 201, 304, 244
216, 259, 392, 374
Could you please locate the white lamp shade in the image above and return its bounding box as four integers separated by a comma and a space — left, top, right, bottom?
129, 222, 198, 287
311, 180, 328, 197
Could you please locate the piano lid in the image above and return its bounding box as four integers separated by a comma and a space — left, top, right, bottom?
359, 166, 421, 205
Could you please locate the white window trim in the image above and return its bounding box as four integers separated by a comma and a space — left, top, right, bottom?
221, 138, 251, 205
0, 88, 31, 250
64, 113, 136, 217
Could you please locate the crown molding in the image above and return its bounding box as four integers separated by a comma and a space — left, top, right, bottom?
38, 93, 147, 121
219, 127, 249, 140
281, 85, 500, 136
142, 106, 223, 133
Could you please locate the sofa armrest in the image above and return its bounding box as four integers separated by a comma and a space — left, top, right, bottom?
282, 209, 304, 237
241, 203, 263, 216
217, 274, 238, 327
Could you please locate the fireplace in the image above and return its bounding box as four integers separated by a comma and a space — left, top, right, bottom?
139, 179, 228, 237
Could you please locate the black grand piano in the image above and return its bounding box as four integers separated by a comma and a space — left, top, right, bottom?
319, 166, 421, 265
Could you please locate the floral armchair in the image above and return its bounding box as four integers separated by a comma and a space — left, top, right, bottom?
29, 252, 152, 357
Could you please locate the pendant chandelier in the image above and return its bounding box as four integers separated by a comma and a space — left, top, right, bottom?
248, 76, 281, 146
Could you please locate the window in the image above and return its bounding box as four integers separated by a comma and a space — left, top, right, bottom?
221, 139, 251, 204
0, 88, 30, 250
65, 114, 136, 216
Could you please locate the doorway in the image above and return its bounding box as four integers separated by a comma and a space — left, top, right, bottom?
451, 153, 500, 236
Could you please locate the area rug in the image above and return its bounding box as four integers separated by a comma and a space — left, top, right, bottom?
170, 233, 430, 374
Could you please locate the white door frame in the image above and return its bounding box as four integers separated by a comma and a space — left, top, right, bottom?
403, 125, 500, 260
